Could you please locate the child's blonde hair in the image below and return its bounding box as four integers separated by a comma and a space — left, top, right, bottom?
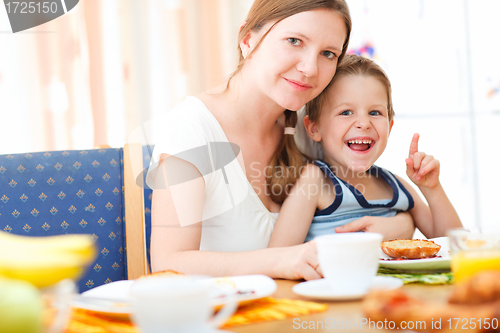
306, 54, 395, 123
232, 0, 352, 205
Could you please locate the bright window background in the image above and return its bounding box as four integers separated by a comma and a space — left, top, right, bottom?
0, 0, 498, 232
346, 0, 500, 233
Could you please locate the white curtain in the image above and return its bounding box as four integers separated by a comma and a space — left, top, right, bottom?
0, 0, 253, 154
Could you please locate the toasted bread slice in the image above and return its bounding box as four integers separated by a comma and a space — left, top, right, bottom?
381, 239, 441, 259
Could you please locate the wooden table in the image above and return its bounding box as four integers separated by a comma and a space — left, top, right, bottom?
231, 280, 454, 333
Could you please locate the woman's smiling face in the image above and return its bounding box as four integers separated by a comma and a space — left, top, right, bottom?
240, 9, 347, 111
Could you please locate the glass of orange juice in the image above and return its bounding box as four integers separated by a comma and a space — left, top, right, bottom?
448, 229, 500, 283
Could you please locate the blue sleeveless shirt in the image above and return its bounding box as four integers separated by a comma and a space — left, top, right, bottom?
305, 160, 414, 242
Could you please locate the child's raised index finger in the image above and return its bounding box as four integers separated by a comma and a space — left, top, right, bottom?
409, 133, 420, 157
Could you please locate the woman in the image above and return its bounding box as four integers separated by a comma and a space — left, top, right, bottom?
148, 0, 414, 281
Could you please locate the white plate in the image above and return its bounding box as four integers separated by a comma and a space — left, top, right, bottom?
201, 275, 277, 305
292, 276, 403, 301
73, 274, 277, 314
378, 237, 451, 272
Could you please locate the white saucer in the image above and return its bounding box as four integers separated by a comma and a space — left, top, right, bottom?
74, 275, 277, 314
292, 276, 403, 301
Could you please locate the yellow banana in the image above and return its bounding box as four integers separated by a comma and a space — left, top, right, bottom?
0, 231, 97, 288
0, 232, 96, 263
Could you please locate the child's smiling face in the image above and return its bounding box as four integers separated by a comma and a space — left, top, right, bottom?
310, 74, 394, 175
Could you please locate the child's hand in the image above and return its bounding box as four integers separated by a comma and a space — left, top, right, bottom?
405, 133, 440, 189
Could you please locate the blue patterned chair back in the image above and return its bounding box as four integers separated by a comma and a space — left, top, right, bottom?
0, 148, 126, 291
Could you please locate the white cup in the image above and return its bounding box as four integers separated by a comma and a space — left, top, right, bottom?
315, 233, 383, 294
129, 276, 237, 333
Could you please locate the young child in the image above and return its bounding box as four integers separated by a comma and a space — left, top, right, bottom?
269, 54, 462, 246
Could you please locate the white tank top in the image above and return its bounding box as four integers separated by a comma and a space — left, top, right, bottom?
148, 96, 278, 252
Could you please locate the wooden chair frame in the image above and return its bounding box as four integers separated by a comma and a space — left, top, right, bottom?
123, 143, 149, 279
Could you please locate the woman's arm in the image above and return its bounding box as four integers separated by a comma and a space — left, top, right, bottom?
269, 164, 323, 247
150, 157, 322, 280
